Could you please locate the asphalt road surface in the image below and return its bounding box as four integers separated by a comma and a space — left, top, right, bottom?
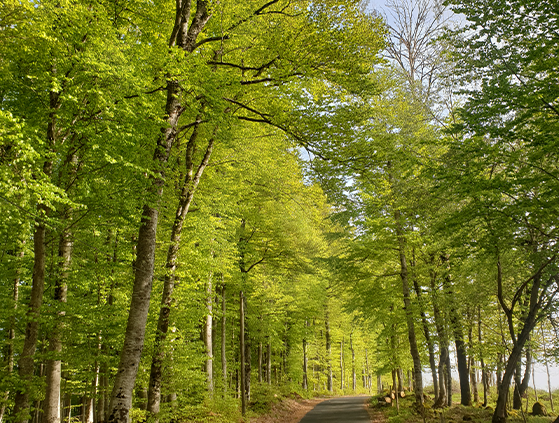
298, 396, 371, 423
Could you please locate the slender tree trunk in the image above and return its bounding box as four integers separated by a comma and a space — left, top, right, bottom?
392, 369, 399, 412
266, 343, 271, 385
397, 368, 404, 393
468, 323, 479, 404
258, 343, 263, 383
497, 353, 503, 390
302, 335, 308, 390
541, 326, 554, 412
240, 292, 246, 416
83, 365, 98, 423
340, 340, 344, 390
14, 202, 50, 423
517, 342, 532, 408
350, 334, 356, 391
205, 273, 214, 394
446, 353, 452, 407
394, 209, 423, 408
43, 203, 73, 423
110, 3, 210, 423
513, 358, 522, 410
221, 285, 227, 394
531, 366, 537, 403
245, 326, 251, 402
325, 305, 333, 393
0, 245, 24, 423
478, 308, 488, 407
365, 349, 370, 392
441, 255, 471, 406
492, 259, 543, 423
412, 262, 439, 402
146, 125, 215, 416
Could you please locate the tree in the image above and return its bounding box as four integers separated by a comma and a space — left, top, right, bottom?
442, 0, 559, 420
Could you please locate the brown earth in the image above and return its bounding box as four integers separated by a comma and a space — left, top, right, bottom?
365, 401, 388, 423
249, 397, 328, 423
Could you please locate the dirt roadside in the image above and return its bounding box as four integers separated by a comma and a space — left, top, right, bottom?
249, 397, 328, 423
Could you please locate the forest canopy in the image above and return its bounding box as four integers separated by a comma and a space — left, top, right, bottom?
0, 1, 558, 423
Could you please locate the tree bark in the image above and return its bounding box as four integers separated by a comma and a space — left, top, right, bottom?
517, 342, 532, 408
240, 292, 246, 416
431, 262, 449, 408
43, 224, 72, 423
221, 285, 227, 394
541, 326, 554, 412
478, 308, 488, 407
442, 255, 471, 406
0, 244, 24, 423
258, 343, 263, 383
266, 343, 271, 385
340, 340, 344, 390
492, 256, 551, 423
412, 262, 439, 402
302, 332, 308, 390
14, 201, 50, 423
350, 334, 356, 391
146, 125, 214, 416
394, 209, 423, 409
205, 273, 214, 394
109, 3, 210, 423
325, 305, 333, 393
513, 358, 522, 410
14, 89, 57, 421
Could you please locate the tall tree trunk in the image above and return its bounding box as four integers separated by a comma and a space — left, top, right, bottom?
412, 260, 439, 402
14, 89, 57, 420
432, 269, 449, 409
110, 3, 210, 423
240, 292, 246, 416
43, 225, 72, 423
541, 326, 554, 412
397, 368, 404, 393
325, 305, 333, 393
365, 349, 370, 392
83, 365, 98, 423
468, 323, 479, 404
392, 369, 399, 412
245, 325, 251, 402
258, 343, 263, 384
340, 340, 344, 390
492, 257, 545, 423
0, 244, 24, 423
512, 358, 522, 410
394, 209, 423, 409
478, 308, 488, 407
350, 334, 356, 391
442, 255, 471, 406
221, 285, 227, 394
517, 342, 532, 408
14, 202, 50, 423
147, 125, 215, 416
266, 343, 271, 385
205, 273, 214, 394
302, 333, 308, 390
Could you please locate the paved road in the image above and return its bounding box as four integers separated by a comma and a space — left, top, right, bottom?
298, 396, 371, 423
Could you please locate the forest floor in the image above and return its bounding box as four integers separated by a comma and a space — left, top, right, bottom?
369, 391, 559, 423
241, 388, 559, 423
248, 396, 327, 423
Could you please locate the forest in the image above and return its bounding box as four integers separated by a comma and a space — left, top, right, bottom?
0, 0, 558, 423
